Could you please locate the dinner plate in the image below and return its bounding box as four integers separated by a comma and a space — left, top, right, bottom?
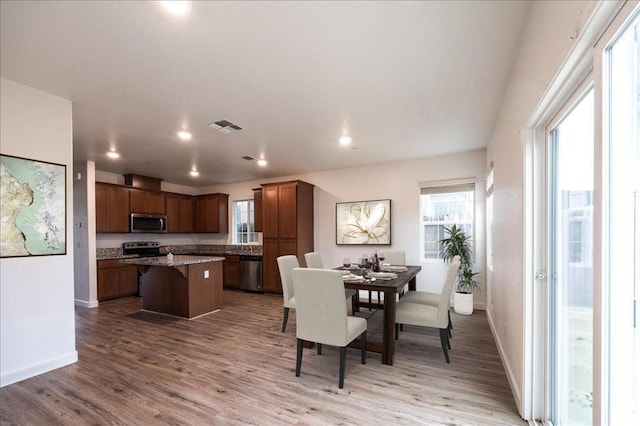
368, 271, 397, 279
343, 274, 364, 282
382, 265, 408, 272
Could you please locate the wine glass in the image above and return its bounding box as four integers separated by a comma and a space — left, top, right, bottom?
379, 252, 386, 270
343, 257, 351, 270
357, 257, 366, 277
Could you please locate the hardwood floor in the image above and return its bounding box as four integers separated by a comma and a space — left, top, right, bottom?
0, 290, 524, 425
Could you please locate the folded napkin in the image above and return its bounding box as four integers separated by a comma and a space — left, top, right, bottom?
343, 274, 365, 282
382, 265, 408, 272
368, 271, 398, 279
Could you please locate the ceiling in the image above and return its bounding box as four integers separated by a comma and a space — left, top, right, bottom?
1, 1, 530, 187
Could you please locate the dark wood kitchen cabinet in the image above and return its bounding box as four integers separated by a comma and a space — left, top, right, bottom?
262, 238, 300, 293
195, 193, 229, 233
97, 259, 139, 302
261, 180, 314, 294
165, 193, 194, 233
95, 183, 130, 233
253, 188, 263, 233
224, 255, 240, 289
130, 188, 165, 214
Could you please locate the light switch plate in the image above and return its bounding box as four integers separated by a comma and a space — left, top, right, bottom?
204, 270, 209, 279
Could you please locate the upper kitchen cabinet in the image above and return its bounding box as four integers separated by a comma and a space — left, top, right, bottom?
261, 181, 313, 239
195, 193, 229, 233
260, 180, 314, 294
95, 182, 130, 233
165, 193, 194, 233
253, 188, 263, 233
262, 185, 278, 239
129, 188, 165, 215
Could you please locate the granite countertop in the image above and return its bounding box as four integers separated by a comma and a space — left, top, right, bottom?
97, 245, 262, 260
119, 255, 225, 267
98, 254, 140, 260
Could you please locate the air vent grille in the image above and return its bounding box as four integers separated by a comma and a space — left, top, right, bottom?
208, 119, 242, 134
241, 155, 255, 161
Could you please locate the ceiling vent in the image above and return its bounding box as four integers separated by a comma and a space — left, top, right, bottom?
208, 119, 242, 134
241, 155, 255, 161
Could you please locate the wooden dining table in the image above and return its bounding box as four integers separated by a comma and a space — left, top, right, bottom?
341, 265, 422, 365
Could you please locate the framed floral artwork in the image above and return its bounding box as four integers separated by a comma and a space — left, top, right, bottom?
0, 154, 67, 257
336, 199, 391, 245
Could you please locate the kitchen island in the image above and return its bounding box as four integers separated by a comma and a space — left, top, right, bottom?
120, 255, 224, 319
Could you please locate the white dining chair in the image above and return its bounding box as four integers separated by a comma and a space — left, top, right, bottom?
394, 256, 461, 363
400, 255, 460, 338
382, 250, 405, 266
277, 255, 299, 332
304, 252, 359, 314
292, 267, 367, 388
369, 250, 406, 306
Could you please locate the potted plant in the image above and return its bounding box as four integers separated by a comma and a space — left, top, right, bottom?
439, 224, 480, 315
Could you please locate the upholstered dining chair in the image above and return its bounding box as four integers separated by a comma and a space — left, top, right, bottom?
394, 256, 461, 363
382, 250, 405, 266
304, 252, 359, 314
400, 255, 460, 338
277, 255, 299, 332
369, 249, 406, 306
291, 267, 367, 389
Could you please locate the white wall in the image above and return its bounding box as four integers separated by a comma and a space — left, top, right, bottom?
485, 0, 598, 414
202, 149, 487, 301
73, 161, 97, 307
0, 78, 77, 386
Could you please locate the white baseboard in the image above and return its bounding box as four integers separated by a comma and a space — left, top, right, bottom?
487, 309, 523, 417
1, 351, 78, 387
75, 298, 98, 308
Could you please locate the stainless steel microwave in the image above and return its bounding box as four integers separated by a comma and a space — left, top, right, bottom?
130, 213, 167, 233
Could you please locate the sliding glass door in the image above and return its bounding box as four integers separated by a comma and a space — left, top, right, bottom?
603, 8, 640, 424
549, 88, 594, 425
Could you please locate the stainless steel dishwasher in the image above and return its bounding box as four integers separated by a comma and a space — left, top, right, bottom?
239, 255, 263, 292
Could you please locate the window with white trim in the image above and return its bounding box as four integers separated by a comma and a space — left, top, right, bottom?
232, 200, 258, 244
420, 182, 475, 260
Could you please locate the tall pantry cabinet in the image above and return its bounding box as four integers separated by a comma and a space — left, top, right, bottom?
261, 180, 314, 294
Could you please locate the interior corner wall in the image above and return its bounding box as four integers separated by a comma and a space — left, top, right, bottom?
0, 78, 78, 387
73, 160, 98, 308
485, 0, 597, 415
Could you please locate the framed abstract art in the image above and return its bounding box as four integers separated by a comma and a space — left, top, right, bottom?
336, 199, 391, 245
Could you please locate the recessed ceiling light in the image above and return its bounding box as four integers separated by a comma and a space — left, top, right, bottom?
107, 151, 120, 159
178, 131, 192, 140
339, 136, 352, 145
189, 170, 199, 177
161, 1, 191, 15
257, 159, 268, 167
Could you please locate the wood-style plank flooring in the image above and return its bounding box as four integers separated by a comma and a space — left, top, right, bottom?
0, 290, 525, 425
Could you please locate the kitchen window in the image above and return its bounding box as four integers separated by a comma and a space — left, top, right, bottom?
419, 181, 475, 260
232, 200, 258, 244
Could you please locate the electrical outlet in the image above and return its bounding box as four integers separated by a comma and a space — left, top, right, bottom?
204, 270, 209, 279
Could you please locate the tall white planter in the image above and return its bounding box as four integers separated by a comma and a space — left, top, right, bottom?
454, 292, 473, 315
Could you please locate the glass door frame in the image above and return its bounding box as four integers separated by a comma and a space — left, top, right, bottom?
522, 2, 627, 422
595, 2, 640, 423
545, 81, 595, 424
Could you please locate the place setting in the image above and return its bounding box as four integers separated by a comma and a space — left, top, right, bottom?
341, 257, 365, 282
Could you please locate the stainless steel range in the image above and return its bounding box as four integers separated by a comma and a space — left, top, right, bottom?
123, 241, 161, 257
122, 241, 161, 296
